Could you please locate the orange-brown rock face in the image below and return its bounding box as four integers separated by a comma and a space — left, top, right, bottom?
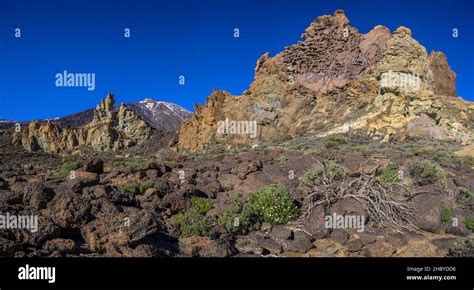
178, 9, 473, 150
429, 51, 457, 97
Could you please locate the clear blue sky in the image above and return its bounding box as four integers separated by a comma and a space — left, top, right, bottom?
0, 0, 473, 121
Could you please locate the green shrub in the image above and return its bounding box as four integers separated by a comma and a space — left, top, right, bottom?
441, 207, 452, 223
303, 161, 346, 186
122, 184, 139, 195
54, 161, 82, 179
464, 218, 474, 232
153, 181, 170, 195
217, 193, 260, 235
376, 170, 401, 184
126, 161, 143, 173
197, 165, 215, 173
324, 135, 346, 149
276, 155, 288, 167
408, 160, 446, 186
246, 184, 298, 225
410, 147, 431, 156
138, 181, 154, 194
303, 148, 320, 156
191, 196, 213, 215
457, 187, 474, 204
176, 209, 210, 238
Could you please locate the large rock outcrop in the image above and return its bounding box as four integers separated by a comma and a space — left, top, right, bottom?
14, 93, 152, 153
178, 10, 473, 150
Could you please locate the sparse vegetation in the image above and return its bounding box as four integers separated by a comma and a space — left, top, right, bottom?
122, 184, 139, 195
408, 160, 446, 187
441, 207, 452, 223
457, 187, 474, 204
153, 180, 170, 195
126, 161, 143, 173
464, 218, 474, 232
303, 160, 346, 186
324, 135, 347, 149
54, 161, 82, 179
376, 170, 400, 184
276, 155, 288, 166
191, 196, 213, 214
217, 193, 260, 235
176, 209, 210, 238
410, 147, 431, 156
450, 235, 474, 257
138, 181, 154, 194
122, 180, 170, 196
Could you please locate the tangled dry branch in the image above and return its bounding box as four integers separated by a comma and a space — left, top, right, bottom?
295, 162, 418, 232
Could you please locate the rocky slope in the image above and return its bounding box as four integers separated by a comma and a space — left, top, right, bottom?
178, 9, 473, 150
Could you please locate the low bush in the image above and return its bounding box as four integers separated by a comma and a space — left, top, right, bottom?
457, 187, 474, 204
176, 209, 210, 238
54, 161, 82, 179
303, 161, 346, 186
408, 160, 446, 186
217, 193, 260, 235
191, 196, 213, 215
441, 207, 452, 223
376, 170, 400, 184
246, 184, 298, 225
464, 218, 474, 232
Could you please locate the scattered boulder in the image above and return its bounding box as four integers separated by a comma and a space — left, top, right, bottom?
331, 229, 350, 245
410, 194, 444, 233
81, 207, 158, 252
363, 240, 397, 257
303, 205, 330, 239
284, 231, 314, 253
67, 171, 100, 193
22, 182, 55, 210
270, 225, 293, 241
236, 160, 263, 179
48, 193, 92, 229
385, 232, 408, 247
345, 239, 364, 252
84, 158, 104, 174
179, 234, 236, 257
43, 238, 77, 254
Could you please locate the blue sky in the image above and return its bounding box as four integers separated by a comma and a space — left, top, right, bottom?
0, 0, 473, 121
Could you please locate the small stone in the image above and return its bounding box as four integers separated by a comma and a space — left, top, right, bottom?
270, 225, 293, 240
345, 239, 363, 252
331, 229, 350, 245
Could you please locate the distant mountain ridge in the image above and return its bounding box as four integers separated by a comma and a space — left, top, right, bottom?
1, 98, 192, 133
8, 94, 193, 153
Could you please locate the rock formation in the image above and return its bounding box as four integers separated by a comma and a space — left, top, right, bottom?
178, 9, 473, 150
13, 93, 152, 153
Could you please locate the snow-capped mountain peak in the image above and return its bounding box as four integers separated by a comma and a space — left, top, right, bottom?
128, 98, 193, 131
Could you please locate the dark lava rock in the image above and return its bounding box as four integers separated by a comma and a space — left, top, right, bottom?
84, 158, 104, 174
